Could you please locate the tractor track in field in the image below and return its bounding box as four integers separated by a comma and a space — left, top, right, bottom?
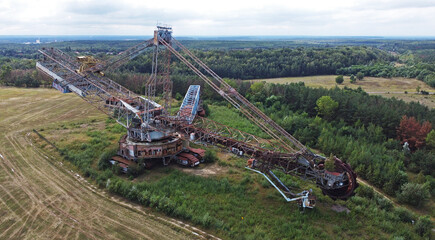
0, 87, 221, 240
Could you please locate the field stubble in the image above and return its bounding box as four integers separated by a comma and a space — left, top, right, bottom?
0, 87, 213, 240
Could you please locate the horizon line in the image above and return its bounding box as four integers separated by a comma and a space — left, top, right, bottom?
0, 35, 434, 38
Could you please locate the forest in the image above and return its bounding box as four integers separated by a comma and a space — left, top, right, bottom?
1, 38, 434, 87
121, 46, 395, 79
244, 82, 434, 198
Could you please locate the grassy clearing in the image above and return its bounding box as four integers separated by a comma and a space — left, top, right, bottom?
252, 75, 432, 93
207, 105, 268, 138
377, 93, 435, 109
252, 75, 435, 108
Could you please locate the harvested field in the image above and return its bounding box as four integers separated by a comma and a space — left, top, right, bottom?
0, 87, 214, 240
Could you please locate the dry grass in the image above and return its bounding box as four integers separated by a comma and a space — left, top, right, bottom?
252, 75, 435, 108
377, 93, 435, 109
0, 87, 204, 240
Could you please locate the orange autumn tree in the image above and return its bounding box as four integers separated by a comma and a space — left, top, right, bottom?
397, 115, 432, 151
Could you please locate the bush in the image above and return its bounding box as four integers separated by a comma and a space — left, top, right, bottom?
202, 103, 210, 117
425, 176, 435, 196
397, 183, 430, 207
175, 92, 183, 100
203, 149, 218, 163
356, 184, 375, 199
394, 207, 415, 223
111, 163, 122, 175
127, 161, 145, 177
375, 196, 393, 210
335, 75, 344, 84
98, 147, 118, 170
414, 215, 432, 238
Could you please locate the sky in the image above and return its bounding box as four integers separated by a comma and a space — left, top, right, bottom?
0, 0, 434, 36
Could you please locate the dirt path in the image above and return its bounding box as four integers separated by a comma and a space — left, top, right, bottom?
0, 87, 220, 240
358, 177, 435, 224
357, 178, 394, 202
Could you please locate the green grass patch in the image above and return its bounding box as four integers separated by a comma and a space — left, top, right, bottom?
207, 105, 268, 138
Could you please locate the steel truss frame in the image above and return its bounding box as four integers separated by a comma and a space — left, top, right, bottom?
37, 25, 358, 200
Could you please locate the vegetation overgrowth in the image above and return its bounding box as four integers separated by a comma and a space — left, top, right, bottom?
37, 116, 431, 239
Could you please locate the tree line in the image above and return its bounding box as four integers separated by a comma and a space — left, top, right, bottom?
122, 46, 394, 79
337, 63, 435, 87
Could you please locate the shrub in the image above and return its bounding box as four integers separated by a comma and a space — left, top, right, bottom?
175, 92, 183, 100
356, 72, 364, 80
335, 75, 344, 84
200, 212, 213, 228
375, 196, 393, 211
203, 149, 218, 163
414, 215, 432, 238
397, 182, 430, 207
111, 163, 122, 175
96, 169, 113, 188
356, 184, 375, 199
98, 147, 118, 170
394, 207, 415, 223
425, 175, 435, 196
202, 103, 210, 117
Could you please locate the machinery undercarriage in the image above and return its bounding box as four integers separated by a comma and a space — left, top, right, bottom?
36, 25, 358, 208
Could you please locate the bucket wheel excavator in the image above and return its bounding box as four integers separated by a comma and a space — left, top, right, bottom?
37, 25, 358, 209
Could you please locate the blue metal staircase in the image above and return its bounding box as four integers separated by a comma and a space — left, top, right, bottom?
178, 85, 201, 124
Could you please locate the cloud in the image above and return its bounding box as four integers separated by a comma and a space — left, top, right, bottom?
65, 1, 125, 15
0, 0, 433, 36
353, 0, 435, 10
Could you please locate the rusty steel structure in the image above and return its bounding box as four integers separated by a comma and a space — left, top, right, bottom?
37, 25, 358, 207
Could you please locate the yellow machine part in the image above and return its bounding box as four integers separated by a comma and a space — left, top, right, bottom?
76, 56, 100, 75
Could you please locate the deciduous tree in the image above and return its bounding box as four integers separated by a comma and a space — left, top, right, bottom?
397, 115, 432, 151
315, 96, 338, 120
425, 129, 435, 149
350, 74, 356, 83
335, 75, 344, 84
356, 72, 364, 80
